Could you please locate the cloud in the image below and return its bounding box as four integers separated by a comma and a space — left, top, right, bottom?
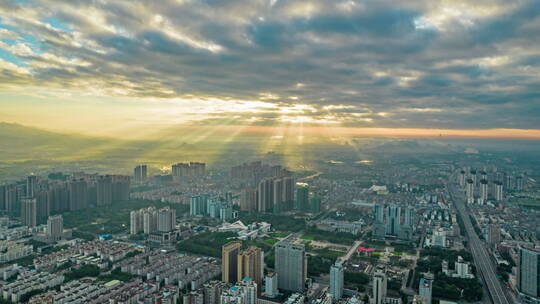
0, 0, 539, 129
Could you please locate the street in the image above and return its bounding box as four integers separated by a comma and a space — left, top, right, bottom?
447, 181, 512, 304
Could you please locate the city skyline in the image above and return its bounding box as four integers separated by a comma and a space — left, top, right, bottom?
1, 0, 540, 140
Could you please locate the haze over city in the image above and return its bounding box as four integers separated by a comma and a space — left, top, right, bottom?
0, 1, 539, 304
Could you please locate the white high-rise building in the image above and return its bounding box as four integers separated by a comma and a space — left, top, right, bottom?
454, 256, 473, 279
220, 278, 257, 304
237, 278, 257, 304
330, 260, 344, 300
432, 228, 447, 247
469, 169, 477, 185
372, 271, 387, 304
479, 180, 488, 204
143, 207, 158, 234
46, 215, 63, 240
265, 272, 278, 298
129, 207, 160, 234
494, 182, 503, 201
130, 210, 144, 235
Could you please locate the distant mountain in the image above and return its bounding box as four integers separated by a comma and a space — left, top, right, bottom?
0, 122, 106, 148
0, 123, 115, 181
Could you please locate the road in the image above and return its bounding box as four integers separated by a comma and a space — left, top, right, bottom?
448, 181, 511, 304
298, 171, 322, 182
342, 240, 362, 261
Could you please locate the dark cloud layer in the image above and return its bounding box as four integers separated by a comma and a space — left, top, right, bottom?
1, 0, 540, 129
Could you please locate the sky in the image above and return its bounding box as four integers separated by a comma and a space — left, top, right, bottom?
1, 0, 540, 139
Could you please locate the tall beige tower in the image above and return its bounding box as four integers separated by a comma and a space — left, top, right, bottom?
222, 241, 242, 283
238, 246, 263, 287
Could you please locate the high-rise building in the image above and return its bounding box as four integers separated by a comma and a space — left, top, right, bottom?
134, 164, 148, 183
469, 169, 477, 185
505, 175, 514, 190
295, 186, 309, 211
0, 185, 6, 212
111, 175, 130, 201
275, 240, 306, 292
2, 184, 19, 215
517, 247, 540, 302
208, 198, 221, 218
220, 203, 234, 221
493, 181, 503, 201
69, 178, 88, 211
190, 162, 206, 177
21, 198, 37, 227
265, 273, 278, 298
237, 278, 258, 304
515, 175, 524, 191
237, 246, 263, 288
385, 205, 400, 236
157, 207, 176, 232
282, 177, 295, 207
454, 256, 473, 279
310, 196, 321, 213
26, 175, 37, 198
46, 215, 63, 241
184, 291, 204, 304
372, 271, 387, 304
172, 162, 206, 181
373, 204, 386, 238
480, 171, 487, 183
374, 204, 385, 223
204, 281, 231, 304
143, 207, 158, 234
400, 205, 415, 240
240, 189, 257, 212
419, 274, 433, 304
458, 170, 466, 187
257, 178, 274, 212
404, 206, 415, 227
35, 190, 50, 224
479, 180, 488, 204
130, 206, 169, 235
432, 228, 447, 247
222, 241, 242, 283
130, 209, 144, 235
97, 175, 113, 206
220, 278, 257, 304
466, 179, 474, 204
273, 178, 284, 213
190, 195, 208, 216
330, 260, 344, 300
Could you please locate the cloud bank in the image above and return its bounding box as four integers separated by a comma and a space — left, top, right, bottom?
1, 0, 540, 129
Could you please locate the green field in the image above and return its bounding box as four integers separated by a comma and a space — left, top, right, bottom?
263, 238, 279, 245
